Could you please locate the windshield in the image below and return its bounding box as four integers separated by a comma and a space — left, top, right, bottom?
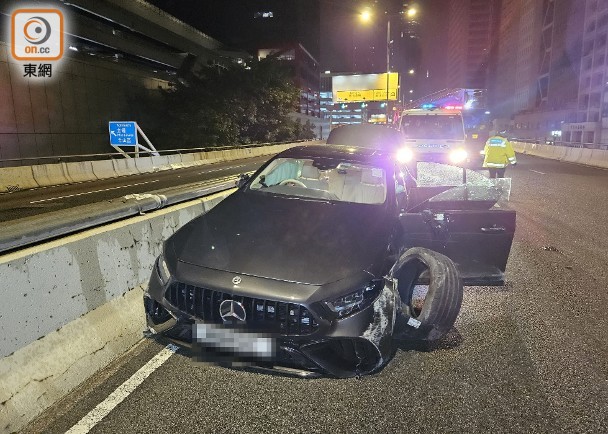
249, 157, 388, 205
400, 115, 465, 140
407, 162, 511, 209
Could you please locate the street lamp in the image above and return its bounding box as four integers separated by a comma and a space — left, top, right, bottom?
360, 9, 372, 23
385, 16, 391, 124
360, 6, 419, 125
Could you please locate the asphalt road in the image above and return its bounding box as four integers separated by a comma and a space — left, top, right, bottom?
23, 154, 608, 434
0, 156, 269, 223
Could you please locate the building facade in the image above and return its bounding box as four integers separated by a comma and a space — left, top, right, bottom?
562, 0, 608, 145
491, 0, 586, 144
446, 0, 501, 90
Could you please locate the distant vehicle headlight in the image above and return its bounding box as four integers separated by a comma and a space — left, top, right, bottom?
326, 280, 383, 318
396, 147, 414, 163
156, 253, 171, 285
449, 148, 468, 164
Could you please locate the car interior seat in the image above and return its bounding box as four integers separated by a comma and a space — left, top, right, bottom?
358, 169, 386, 204
339, 169, 363, 203
300, 162, 329, 191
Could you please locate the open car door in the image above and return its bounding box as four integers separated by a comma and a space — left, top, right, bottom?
398, 164, 516, 286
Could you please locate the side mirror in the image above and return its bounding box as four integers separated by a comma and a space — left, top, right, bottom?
236, 173, 250, 188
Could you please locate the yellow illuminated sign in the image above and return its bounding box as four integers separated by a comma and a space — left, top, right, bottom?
332, 73, 399, 102
335, 89, 398, 102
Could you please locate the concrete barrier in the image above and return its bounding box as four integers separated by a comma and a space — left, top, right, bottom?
206, 150, 224, 162
249, 146, 263, 157
111, 157, 140, 177
181, 153, 196, 167
0, 141, 323, 193
166, 155, 182, 165
554, 146, 568, 160
543, 145, 556, 158
65, 160, 96, 183
91, 159, 119, 180
563, 147, 583, 164
134, 155, 156, 174
220, 149, 233, 161
165, 154, 185, 170
513, 141, 608, 170
153, 155, 177, 172
0, 189, 233, 433
579, 148, 594, 165
31, 162, 72, 187
592, 149, 608, 168
0, 166, 39, 192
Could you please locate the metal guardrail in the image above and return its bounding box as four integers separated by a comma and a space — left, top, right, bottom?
0, 174, 246, 254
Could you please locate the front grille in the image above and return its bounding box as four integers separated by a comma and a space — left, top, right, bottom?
165, 282, 319, 335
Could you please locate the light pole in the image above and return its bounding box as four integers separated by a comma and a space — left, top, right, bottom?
386, 18, 390, 124
361, 6, 417, 125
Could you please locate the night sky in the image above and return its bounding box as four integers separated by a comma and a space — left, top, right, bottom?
149, 0, 446, 87
148, 0, 320, 61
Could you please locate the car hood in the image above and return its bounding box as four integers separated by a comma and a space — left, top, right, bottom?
169, 191, 391, 285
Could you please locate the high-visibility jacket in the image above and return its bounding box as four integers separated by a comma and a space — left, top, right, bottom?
482, 136, 517, 168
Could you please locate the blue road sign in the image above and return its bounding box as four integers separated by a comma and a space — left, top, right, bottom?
109, 121, 137, 146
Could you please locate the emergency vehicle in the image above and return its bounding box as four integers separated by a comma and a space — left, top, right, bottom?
397, 107, 469, 165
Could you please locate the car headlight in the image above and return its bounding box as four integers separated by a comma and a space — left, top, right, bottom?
325, 280, 383, 318
449, 148, 468, 163
396, 147, 414, 163
156, 253, 171, 285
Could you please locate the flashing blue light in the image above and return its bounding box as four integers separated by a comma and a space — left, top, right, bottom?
380, 102, 386, 108
421, 103, 435, 109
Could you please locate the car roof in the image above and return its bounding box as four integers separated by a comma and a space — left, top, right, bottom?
277, 144, 394, 163
326, 124, 402, 150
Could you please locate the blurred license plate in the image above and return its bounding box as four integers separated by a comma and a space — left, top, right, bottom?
193, 323, 275, 358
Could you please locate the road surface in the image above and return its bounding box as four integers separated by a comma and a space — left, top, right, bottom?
22, 154, 608, 433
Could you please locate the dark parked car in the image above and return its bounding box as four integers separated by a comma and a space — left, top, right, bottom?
144, 145, 515, 378
326, 124, 403, 151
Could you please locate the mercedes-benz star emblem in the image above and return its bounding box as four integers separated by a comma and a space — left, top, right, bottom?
219, 300, 247, 322
232, 276, 242, 285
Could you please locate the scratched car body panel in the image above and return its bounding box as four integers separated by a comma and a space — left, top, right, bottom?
144, 144, 515, 377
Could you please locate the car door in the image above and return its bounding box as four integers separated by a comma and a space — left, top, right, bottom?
398, 208, 516, 286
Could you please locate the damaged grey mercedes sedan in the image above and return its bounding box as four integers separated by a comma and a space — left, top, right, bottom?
144, 144, 515, 378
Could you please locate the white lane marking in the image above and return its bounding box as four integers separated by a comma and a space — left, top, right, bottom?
65, 344, 179, 434
29, 180, 160, 203
199, 164, 248, 175
530, 170, 547, 175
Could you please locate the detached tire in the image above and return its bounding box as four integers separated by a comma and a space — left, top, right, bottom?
390, 247, 463, 341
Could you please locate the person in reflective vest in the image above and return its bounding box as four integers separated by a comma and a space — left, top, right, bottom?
482, 131, 517, 178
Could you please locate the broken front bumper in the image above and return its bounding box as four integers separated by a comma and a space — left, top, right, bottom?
144, 271, 397, 378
